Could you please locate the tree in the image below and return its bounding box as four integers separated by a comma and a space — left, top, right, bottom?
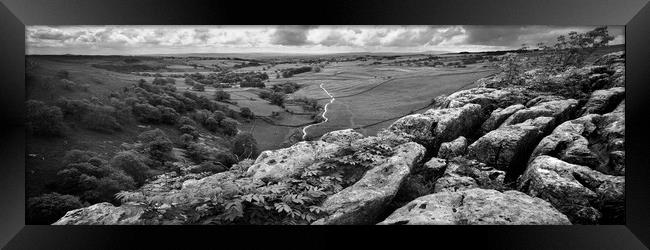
26, 100, 65, 137
27, 193, 85, 224
109, 151, 151, 186
192, 84, 205, 92
221, 118, 239, 136
240, 107, 254, 119
214, 90, 231, 101
232, 132, 259, 159
269, 92, 286, 107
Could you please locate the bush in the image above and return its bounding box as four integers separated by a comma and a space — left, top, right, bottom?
221, 118, 239, 136
137, 129, 173, 163
180, 133, 195, 146
80, 105, 122, 133
240, 107, 254, 119
214, 90, 231, 101
27, 193, 84, 224
62, 149, 98, 166
269, 92, 286, 106
26, 100, 65, 137
179, 125, 199, 138
204, 117, 219, 132
258, 90, 272, 99
192, 84, 205, 92
212, 111, 226, 123
232, 132, 259, 159
192, 109, 211, 124
109, 151, 152, 186
132, 103, 162, 123
188, 161, 227, 174
157, 106, 180, 124
152, 77, 175, 85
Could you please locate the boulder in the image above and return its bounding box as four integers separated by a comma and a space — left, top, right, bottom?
433, 157, 506, 193
388, 104, 482, 151
320, 129, 365, 146
594, 51, 625, 66
437, 136, 468, 159
378, 188, 571, 225
421, 157, 447, 181
525, 95, 564, 107
530, 110, 625, 176
53, 202, 145, 225
499, 99, 579, 127
467, 117, 555, 174
481, 104, 525, 133
313, 142, 426, 225
581, 87, 625, 115
518, 156, 624, 224
246, 141, 339, 182
440, 87, 529, 114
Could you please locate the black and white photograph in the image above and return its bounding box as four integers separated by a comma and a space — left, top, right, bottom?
23, 25, 627, 225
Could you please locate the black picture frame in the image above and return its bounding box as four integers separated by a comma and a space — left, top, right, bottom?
1, 0, 649, 249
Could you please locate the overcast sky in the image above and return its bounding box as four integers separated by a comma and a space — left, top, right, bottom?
26, 25, 624, 55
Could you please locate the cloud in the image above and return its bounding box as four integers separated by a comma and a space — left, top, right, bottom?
270, 26, 314, 46
25, 25, 625, 55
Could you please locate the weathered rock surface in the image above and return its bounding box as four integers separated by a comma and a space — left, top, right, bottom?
525, 95, 564, 107
439, 87, 529, 114
388, 104, 482, 151
422, 157, 447, 180
581, 87, 625, 115
378, 188, 571, 225
313, 142, 426, 225
437, 136, 468, 159
518, 156, 624, 224
467, 117, 555, 174
433, 157, 506, 193
481, 104, 525, 133
53, 202, 145, 225
499, 99, 579, 127
320, 129, 365, 146
530, 109, 625, 176
246, 141, 339, 182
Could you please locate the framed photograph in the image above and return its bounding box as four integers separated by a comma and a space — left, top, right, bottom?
1, 0, 649, 249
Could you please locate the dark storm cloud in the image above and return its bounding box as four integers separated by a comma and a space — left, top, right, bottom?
270, 26, 316, 46
461, 25, 624, 48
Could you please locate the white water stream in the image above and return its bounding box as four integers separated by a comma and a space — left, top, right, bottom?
301, 83, 335, 140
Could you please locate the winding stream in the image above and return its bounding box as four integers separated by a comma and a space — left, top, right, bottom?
301, 82, 335, 140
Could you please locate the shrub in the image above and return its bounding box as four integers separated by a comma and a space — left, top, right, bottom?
221, 118, 239, 136
157, 106, 180, 124
214, 90, 231, 101
232, 132, 259, 159
188, 161, 227, 174
192, 109, 211, 125
177, 116, 198, 128
179, 125, 199, 138
269, 92, 286, 106
152, 77, 175, 85
60, 79, 77, 91
109, 151, 152, 186
192, 84, 205, 92
204, 117, 219, 132
26, 100, 65, 137
240, 107, 254, 119
212, 111, 226, 123
132, 103, 162, 123
180, 133, 195, 146
80, 105, 122, 133
27, 193, 84, 224
62, 149, 98, 166
258, 90, 272, 99
137, 129, 174, 163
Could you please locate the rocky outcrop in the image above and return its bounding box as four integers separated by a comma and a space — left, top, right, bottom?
378, 188, 571, 225
433, 157, 506, 193
529, 108, 625, 176
467, 117, 555, 175
581, 87, 625, 115
313, 142, 426, 225
53, 202, 145, 225
499, 99, 579, 127
438, 87, 530, 114
320, 129, 364, 147
481, 104, 525, 133
388, 104, 482, 151
421, 157, 447, 181
246, 141, 339, 182
518, 156, 624, 224
525, 95, 564, 107
437, 136, 468, 159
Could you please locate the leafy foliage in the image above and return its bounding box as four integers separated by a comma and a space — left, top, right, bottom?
26, 100, 66, 137
27, 192, 85, 224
